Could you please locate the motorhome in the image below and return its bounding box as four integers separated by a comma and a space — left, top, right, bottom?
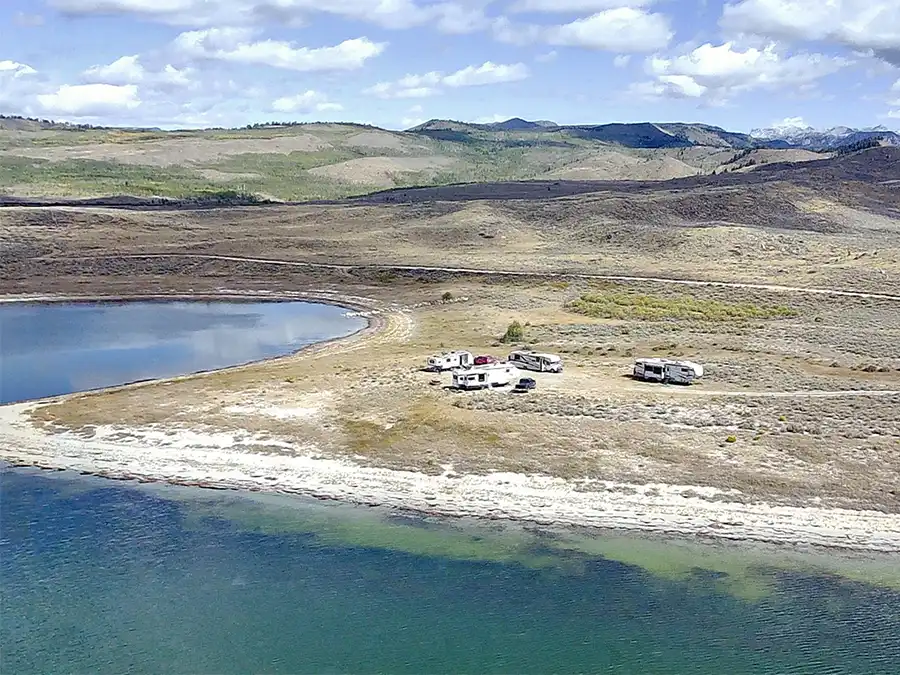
507, 350, 563, 373
452, 363, 517, 390
632, 358, 704, 385
425, 350, 473, 372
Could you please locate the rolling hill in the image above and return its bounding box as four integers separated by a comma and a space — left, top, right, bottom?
0, 115, 893, 202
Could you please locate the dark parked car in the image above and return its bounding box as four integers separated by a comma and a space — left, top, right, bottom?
514, 377, 536, 392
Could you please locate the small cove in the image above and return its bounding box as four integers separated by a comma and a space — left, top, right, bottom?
1, 299, 899, 673
0, 299, 368, 404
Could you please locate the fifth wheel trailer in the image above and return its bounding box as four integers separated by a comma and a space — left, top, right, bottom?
425, 350, 473, 371
632, 358, 704, 385
452, 363, 518, 390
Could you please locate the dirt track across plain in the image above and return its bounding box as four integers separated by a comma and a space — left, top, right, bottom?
59, 253, 900, 302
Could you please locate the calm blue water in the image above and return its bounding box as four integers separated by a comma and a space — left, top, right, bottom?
0, 300, 367, 404
1, 301, 899, 673
2, 469, 899, 675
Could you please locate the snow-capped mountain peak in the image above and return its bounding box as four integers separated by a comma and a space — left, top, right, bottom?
749, 122, 899, 150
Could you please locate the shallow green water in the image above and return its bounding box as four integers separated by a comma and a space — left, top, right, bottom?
3, 468, 898, 674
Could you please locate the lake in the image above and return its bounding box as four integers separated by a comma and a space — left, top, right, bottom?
0, 300, 368, 404
1, 300, 899, 674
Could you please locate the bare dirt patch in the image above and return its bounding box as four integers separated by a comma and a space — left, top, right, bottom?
5, 135, 332, 166
340, 131, 427, 153
307, 156, 459, 186
543, 151, 701, 181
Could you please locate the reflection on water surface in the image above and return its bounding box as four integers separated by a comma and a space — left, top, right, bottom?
0, 300, 367, 403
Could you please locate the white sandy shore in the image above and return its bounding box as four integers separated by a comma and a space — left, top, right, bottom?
2, 402, 899, 553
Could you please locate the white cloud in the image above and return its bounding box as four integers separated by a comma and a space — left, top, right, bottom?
37, 83, 141, 116
0, 60, 38, 78
364, 72, 442, 99
49, 0, 489, 33
545, 9, 673, 52
364, 61, 529, 98
432, 3, 491, 34
535, 50, 557, 62
443, 62, 529, 86
82, 55, 146, 85
473, 113, 512, 123
81, 55, 196, 92
721, 0, 900, 66
173, 28, 386, 71
772, 115, 809, 129
630, 42, 850, 103
0, 61, 42, 113
613, 54, 631, 67
512, 0, 654, 11
892, 78, 900, 91
271, 90, 343, 114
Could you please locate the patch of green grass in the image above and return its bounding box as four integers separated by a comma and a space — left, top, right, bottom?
568, 290, 797, 322
204, 150, 423, 200
0, 152, 381, 201
0, 156, 220, 197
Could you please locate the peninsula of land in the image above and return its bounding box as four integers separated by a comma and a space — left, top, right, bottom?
2, 123, 899, 552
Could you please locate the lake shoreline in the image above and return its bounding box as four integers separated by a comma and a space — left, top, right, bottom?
2, 291, 899, 555
0, 291, 380, 405
2, 398, 899, 554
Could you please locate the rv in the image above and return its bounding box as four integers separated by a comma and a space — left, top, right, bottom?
632, 358, 704, 385
425, 350, 473, 372
452, 363, 517, 390
507, 350, 563, 373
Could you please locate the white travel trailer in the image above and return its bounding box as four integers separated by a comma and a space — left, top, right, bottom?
452, 363, 518, 390
425, 350, 473, 372
632, 358, 704, 385
507, 350, 563, 373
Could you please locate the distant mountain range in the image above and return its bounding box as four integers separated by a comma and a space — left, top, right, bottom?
748, 124, 900, 151
3, 112, 897, 154
408, 118, 900, 152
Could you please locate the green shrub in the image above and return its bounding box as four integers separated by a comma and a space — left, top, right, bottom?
500, 321, 524, 343
567, 290, 797, 322
441, 291, 454, 302
725, 436, 737, 443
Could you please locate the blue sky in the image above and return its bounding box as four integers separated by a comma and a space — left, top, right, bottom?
0, 0, 898, 131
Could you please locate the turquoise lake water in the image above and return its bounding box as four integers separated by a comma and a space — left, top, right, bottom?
1, 300, 899, 673
3, 468, 900, 675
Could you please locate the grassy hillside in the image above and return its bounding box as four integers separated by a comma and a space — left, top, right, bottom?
0, 119, 832, 201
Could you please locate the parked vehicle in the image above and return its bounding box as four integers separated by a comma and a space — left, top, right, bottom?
514, 377, 537, 392
452, 363, 517, 390
632, 358, 704, 385
473, 355, 498, 366
425, 350, 473, 372
507, 350, 563, 373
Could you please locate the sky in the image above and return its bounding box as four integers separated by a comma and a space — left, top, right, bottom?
0, 1, 898, 132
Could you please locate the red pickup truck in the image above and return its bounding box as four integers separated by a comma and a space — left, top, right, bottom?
473, 355, 498, 366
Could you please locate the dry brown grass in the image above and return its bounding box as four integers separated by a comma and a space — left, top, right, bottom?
3, 163, 900, 513
20, 275, 900, 513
